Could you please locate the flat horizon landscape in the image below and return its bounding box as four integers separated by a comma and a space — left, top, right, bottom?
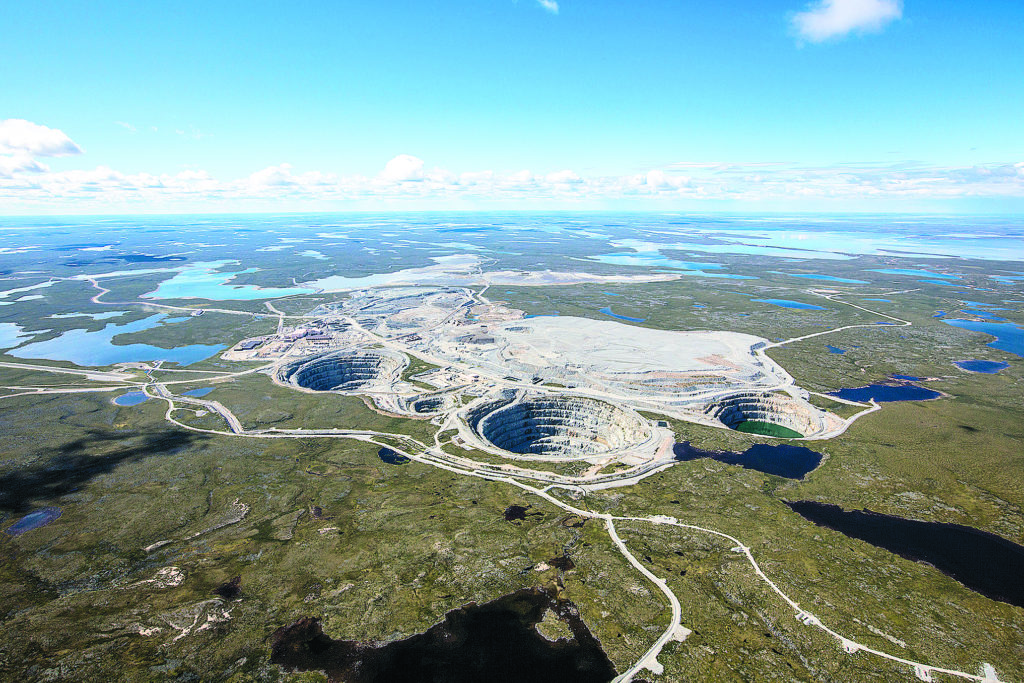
3, 0, 1023, 681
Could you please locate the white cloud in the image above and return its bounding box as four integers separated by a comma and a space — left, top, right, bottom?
380, 154, 425, 182
546, 169, 581, 184
114, 121, 137, 133
0, 153, 48, 177
537, 0, 559, 14
791, 0, 901, 43
0, 119, 83, 157
1, 154, 1022, 211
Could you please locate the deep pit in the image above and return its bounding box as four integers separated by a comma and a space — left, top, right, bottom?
278, 350, 406, 392
706, 392, 834, 438
474, 395, 649, 458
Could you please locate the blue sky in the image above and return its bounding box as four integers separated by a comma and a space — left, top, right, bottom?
1, 0, 1022, 213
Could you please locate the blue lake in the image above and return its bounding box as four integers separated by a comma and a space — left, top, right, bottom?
0, 322, 36, 349
674, 442, 822, 480
954, 360, 1009, 374
524, 312, 560, 318
183, 387, 214, 397
829, 383, 942, 402
942, 319, 1024, 358
602, 292, 621, 296
891, 374, 923, 381
962, 309, 1007, 321
113, 391, 150, 406
868, 268, 960, 279
778, 272, 869, 284
863, 298, 891, 302
599, 307, 646, 323
933, 311, 945, 318
826, 345, 845, 354
144, 260, 314, 300
750, 299, 826, 310
9, 314, 224, 367
919, 279, 961, 287
6, 507, 61, 536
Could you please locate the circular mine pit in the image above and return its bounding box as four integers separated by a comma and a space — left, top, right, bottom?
707, 392, 823, 438
474, 395, 650, 459
278, 350, 406, 392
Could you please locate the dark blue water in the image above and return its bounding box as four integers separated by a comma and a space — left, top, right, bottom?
5, 507, 62, 536
183, 387, 214, 397
933, 311, 946, 318
890, 374, 923, 381
750, 299, 825, 310
954, 360, 1010, 374
919, 279, 960, 287
598, 307, 646, 323
674, 442, 822, 479
524, 312, 559, 318
828, 383, 942, 402
378, 447, 410, 465
113, 391, 149, 406
826, 345, 845, 354
786, 502, 1024, 609
863, 298, 891, 302
942, 319, 1024, 358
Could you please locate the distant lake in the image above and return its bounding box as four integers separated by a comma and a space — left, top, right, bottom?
775, 272, 869, 284
786, 501, 1024, 609
826, 345, 845, 354
954, 360, 1009, 374
750, 298, 826, 310
183, 387, 214, 397
598, 307, 646, 323
828, 383, 942, 402
868, 268, 960, 279
9, 314, 224, 367
144, 260, 314, 300
942, 319, 1024, 358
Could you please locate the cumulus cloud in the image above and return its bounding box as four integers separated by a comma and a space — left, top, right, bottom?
0, 153, 48, 177
0, 119, 83, 157
1, 154, 1023, 211
380, 154, 425, 182
546, 169, 581, 184
791, 0, 901, 43
537, 0, 559, 14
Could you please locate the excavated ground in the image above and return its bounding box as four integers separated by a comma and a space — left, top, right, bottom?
475, 395, 649, 458
277, 350, 406, 392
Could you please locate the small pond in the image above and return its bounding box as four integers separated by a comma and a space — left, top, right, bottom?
378, 447, 410, 465
598, 307, 646, 323
750, 299, 825, 310
182, 387, 214, 397
954, 360, 1009, 374
5, 507, 62, 536
826, 345, 845, 354
113, 391, 150, 406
